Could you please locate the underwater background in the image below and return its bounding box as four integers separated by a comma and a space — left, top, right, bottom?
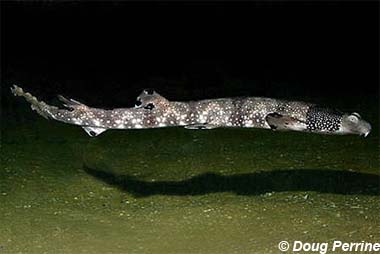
1, 1, 379, 253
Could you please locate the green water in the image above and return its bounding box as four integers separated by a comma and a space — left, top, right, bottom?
1, 105, 379, 254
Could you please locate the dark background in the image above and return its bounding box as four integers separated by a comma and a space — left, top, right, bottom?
2, 1, 379, 108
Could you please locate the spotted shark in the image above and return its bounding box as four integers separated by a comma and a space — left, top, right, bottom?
11, 85, 371, 137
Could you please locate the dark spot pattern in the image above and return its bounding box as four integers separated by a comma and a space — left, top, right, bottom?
144, 103, 155, 110
306, 106, 342, 132
135, 100, 142, 107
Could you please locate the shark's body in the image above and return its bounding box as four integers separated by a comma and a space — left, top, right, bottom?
11, 85, 371, 137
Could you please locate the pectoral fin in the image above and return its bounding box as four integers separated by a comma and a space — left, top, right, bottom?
265, 113, 307, 132
184, 124, 219, 130
82, 126, 107, 137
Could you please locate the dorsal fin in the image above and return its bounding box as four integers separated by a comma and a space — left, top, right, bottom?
57, 95, 84, 108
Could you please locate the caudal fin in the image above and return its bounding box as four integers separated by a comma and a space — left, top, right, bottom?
11, 85, 57, 119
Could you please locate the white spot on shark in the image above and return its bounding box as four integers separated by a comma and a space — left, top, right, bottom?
93, 119, 101, 126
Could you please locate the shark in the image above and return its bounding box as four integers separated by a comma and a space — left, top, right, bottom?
11, 85, 371, 137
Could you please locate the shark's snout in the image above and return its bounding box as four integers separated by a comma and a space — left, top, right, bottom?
360, 122, 371, 137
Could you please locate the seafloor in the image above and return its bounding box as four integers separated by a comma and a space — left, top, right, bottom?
1, 93, 379, 253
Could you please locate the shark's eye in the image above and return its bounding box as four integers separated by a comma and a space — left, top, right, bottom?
348, 115, 359, 123
144, 103, 155, 110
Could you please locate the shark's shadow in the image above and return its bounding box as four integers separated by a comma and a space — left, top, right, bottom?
83, 166, 380, 197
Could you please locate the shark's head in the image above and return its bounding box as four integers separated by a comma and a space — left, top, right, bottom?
340, 112, 372, 137
306, 106, 371, 137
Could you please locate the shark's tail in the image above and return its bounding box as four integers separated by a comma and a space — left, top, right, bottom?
10, 85, 58, 119
11, 85, 108, 137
